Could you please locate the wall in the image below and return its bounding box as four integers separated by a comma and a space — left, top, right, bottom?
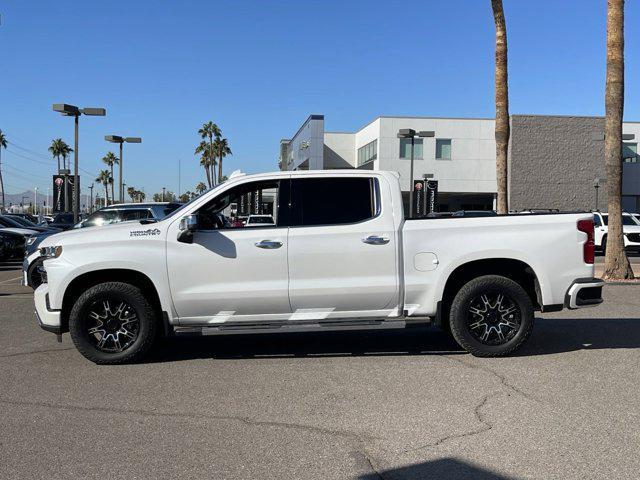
377, 117, 496, 193
281, 115, 325, 170
324, 132, 356, 168
508, 115, 606, 211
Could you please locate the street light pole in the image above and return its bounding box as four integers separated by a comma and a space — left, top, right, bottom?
34, 187, 38, 215
53, 104, 106, 223
397, 129, 435, 218
88, 184, 94, 213
105, 135, 142, 203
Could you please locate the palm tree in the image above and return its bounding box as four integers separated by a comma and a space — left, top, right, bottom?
491, 0, 509, 214
102, 152, 119, 203
214, 137, 232, 184
95, 169, 112, 205
604, 0, 633, 280
195, 182, 207, 195
0, 130, 7, 210
127, 186, 137, 202
195, 140, 215, 187
199, 121, 220, 186
60, 141, 73, 171
48, 138, 64, 172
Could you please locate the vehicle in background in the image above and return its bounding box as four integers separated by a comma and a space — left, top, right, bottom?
33, 170, 602, 364
0, 230, 28, 261
48, 213, 78, 231
452, 210, 498, 217
5, 214, 60, 233
424, 212, 453, 218
23, 203, 182, 289
7, 212, 39, 224
246, 214, 275, 226
592, 211, 640, 254
0, 216, 41, 236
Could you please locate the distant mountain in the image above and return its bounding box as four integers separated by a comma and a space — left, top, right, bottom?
2, 190, 37, 207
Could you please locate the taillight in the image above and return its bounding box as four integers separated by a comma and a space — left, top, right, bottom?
577, 219, 595, 264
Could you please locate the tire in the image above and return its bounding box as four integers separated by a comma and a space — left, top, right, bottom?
449, 275, 534, 357
28, 258, 44, 290
601, 235, 607, 255
69, 282, 158, 364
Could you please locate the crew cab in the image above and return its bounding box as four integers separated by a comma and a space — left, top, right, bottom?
33, 170, 603, 364
592, 211, 640, 253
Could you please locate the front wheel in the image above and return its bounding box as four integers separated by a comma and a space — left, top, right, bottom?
69, 282, 158, 364
449, 275, 534, 357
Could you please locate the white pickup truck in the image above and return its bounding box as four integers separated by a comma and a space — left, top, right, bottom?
34, 170, 604, 364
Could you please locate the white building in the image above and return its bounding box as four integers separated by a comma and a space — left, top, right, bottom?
280, 114, 498, 211
279, 114, 640, 213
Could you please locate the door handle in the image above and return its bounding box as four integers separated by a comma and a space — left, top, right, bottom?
255, 240, 283, 249
362, 235, 390, 245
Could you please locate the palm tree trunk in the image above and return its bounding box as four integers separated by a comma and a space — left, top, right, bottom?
214, 135, 217, 187
56, 154, 60, 173
0, 149, 5, 209
204, 165, 211, 188
604, 0, 633, 280
110, 166, 115, 203
104, 184, 109, 206
219, 147, 223, 184
492, 0, 509, 214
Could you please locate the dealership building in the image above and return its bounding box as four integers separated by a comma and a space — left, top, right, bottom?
279, 114, 640, 213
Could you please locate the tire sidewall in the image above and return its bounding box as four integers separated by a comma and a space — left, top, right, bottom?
450, 275, 534, 356
69, 282, 157, 364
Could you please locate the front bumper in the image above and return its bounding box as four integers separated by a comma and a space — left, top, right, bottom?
34, 283, 62, 334
565, 278, 604, 309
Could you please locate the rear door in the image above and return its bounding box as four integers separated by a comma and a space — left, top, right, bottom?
286, 175, 399, 318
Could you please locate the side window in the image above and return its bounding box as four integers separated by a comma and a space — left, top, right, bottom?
289, 177, 377, 227
119, 209, 153, 222
593, 214, 601, 227
197, 180, 280, 229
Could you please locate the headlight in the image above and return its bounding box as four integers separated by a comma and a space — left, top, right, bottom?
39, 245, 63, 259
26, 236, 37, 246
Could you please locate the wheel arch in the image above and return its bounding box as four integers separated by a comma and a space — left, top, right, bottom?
438, 258, 542, 325
60, 269, 163, 333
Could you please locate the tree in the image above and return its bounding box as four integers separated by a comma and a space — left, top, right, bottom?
491, 0, 510, 214
195, 182, 207, 195
199, 121, 221, 187
195, 140, 216, 188
95, 170, 112, 206
48, 138, 63, 173
0, 130, 6, 210
604, 0, 633, 280
102, 152, 119, 203
179, 191, 192, 203
153, 190, 176, 202
214, 136, 232, 184
60, 141, 73, 171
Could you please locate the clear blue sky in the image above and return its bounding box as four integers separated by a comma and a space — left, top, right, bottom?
0, 0, 639, 197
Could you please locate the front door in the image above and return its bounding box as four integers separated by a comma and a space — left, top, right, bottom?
286, 175, 399, 319
166, 179, 291, 325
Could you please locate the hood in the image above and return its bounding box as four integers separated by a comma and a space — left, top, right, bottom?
0, 227, 39, 236
39, 220, 167, 248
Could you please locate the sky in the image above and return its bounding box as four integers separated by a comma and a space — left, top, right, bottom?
0, 0, 639, 199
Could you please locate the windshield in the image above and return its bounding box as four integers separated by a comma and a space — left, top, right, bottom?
0, 216, 24, 228
602, 214, 640, 226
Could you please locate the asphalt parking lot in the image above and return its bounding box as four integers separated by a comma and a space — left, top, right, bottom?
1, 261, 640, 480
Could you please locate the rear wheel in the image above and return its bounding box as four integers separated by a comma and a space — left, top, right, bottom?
69, 282, 158, 364
449, 275, 534, 357
601, 235, 607, 255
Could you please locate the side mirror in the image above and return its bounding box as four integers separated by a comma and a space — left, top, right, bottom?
177, 214, 198, 243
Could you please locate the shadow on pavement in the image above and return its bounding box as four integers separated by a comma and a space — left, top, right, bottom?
148, 316, 640, 363
358, 458, 519, 480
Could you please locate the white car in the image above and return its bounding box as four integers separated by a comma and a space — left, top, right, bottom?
592, 212, 640, 253
34, 170, 603, 364
246, 214, 275, 226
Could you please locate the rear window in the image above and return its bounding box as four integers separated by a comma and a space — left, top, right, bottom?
601, 215, 639, 226
289, 177, 377, 227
